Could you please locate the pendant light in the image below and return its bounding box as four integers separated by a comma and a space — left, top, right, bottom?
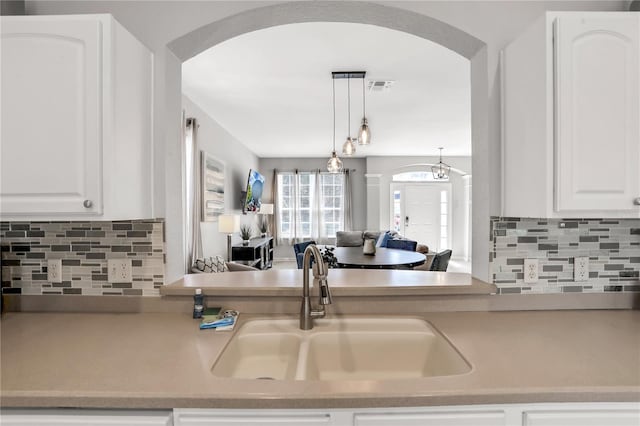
357, 76, 371, 145
431, 147, 451, 180
342, 77, 356, 156
327, 78, 343, 173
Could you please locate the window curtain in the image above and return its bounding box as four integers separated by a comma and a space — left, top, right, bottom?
184, 117, 203, 273
343, 169, 353, 232
271, 168, 279, 244
312, 169, 327, 244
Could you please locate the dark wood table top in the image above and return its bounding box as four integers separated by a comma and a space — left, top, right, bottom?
333, 246, 426, 269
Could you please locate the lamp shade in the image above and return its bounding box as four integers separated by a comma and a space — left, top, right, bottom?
259, 203, 274, 215
218, 214, 240, 233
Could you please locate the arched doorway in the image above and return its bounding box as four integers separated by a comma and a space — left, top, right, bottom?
166, 1, 490, 280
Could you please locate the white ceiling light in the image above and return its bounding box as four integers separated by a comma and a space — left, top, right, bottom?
327, 78, 343, 173
432, 147, 451, 180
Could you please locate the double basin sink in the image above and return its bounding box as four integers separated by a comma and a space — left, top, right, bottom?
211, 317, 471, 381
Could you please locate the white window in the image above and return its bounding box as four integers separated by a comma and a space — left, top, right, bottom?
277, 172, 344, 240
320, 173, 344, 238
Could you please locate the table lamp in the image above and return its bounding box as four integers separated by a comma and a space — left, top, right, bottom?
258, 203, 274, 236
218, 214, 240, 261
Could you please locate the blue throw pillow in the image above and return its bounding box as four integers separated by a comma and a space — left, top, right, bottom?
376, 231, 391, 248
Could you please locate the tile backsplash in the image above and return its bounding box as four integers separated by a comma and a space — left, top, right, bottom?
1, 220, 165, 296
490, 217, 640, 294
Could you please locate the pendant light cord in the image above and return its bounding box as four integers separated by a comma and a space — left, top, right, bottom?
347, 78, 351, 137
333, 78, 336, 151
362, 77, 366, 117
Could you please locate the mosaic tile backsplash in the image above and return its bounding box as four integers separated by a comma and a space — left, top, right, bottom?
490, 217, 640, 294
1, 220, 165, 296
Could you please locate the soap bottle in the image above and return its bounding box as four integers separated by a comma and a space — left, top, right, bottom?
193, 288, 204, 319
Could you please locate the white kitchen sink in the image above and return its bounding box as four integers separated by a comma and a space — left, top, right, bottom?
211, 317, 471, 381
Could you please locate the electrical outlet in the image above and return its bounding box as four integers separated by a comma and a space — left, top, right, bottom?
574, 256, 589, 282
108, 259, 132, 283
524, 259, 539, 284
47, 259, 62, 283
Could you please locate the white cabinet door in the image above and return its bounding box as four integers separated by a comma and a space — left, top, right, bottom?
554, 14, 640, 213
0, 409, 173, 426
173, 409, 334, 426
354, 410, 505, 426
523, 409, 640, 426
1, 19, 103, 216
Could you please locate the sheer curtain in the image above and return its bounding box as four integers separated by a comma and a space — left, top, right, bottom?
271, 168, 279, 244
184, 117, 203, 273
342, 169, 353, 232
312, 169, 326, 244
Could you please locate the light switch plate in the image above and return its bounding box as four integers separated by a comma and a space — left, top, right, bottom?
524, 259, 539, 284
108, 259, 132, 283
574, 256, 589, 282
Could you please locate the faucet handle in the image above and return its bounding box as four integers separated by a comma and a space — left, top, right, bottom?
318, 278, 332, 305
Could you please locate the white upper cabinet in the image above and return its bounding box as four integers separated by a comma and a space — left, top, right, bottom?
0, 15, 153, 220
503, 12, 640, 218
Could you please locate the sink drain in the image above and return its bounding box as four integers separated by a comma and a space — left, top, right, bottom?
256, 377, 276, 380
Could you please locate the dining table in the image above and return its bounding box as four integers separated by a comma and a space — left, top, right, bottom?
332, 246, 426, 269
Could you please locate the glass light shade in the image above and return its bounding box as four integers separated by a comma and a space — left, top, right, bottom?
327, 151, 343, 173
431, 162, 451, 180
358, 118, 371, 145
342, 137, 356, 156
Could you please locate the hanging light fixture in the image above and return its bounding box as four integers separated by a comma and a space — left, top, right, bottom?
432, 147, 451, 180
357, 75, 371, 145
327, 77, 343, 173
342, 77, 356, 156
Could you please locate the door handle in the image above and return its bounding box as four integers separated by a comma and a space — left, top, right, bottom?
405, 216, 409, 226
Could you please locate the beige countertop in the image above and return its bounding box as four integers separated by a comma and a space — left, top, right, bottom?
1, 310, 639, 409
161, 270, 497, 297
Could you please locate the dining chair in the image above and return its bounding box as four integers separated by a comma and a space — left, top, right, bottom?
429, 249, 453, 272
293, 240, 316, 269
385, 239, 417, 252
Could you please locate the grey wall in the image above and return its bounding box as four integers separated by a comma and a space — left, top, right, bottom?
258, 157, 367, 232
183, 95, 260, 259
26, 0, 628, 283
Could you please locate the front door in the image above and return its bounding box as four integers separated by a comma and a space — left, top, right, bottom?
391, 183, 451, 252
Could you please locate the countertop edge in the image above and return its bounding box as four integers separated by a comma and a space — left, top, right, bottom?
2, 388, 639, 410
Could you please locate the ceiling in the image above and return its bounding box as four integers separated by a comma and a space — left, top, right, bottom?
182, 22, 471, 158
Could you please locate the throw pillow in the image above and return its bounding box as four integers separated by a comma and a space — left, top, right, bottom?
376, 231, 392, 248
192, 256, 228, 273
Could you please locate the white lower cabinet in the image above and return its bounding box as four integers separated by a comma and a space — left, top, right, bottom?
523, 407, 640, 426
353, 410, 505, 426
173, 404, 639, 426
172, 409, 337, 425
0, 409, 173, 425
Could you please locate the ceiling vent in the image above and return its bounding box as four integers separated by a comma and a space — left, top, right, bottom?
367, 80, 395, 92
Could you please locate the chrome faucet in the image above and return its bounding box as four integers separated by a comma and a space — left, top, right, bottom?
300, 244, 332, 330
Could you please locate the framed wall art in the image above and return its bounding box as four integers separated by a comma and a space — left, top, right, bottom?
201, 151, 225, 221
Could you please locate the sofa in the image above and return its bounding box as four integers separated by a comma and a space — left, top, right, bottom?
335, 231, 382, 247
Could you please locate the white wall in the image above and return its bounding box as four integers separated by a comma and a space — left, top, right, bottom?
366, 156, 472, 259
26, 0, 628, 283
183, 95, 259, 259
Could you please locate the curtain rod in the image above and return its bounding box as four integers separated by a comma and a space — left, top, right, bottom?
273, 168, 356, 173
